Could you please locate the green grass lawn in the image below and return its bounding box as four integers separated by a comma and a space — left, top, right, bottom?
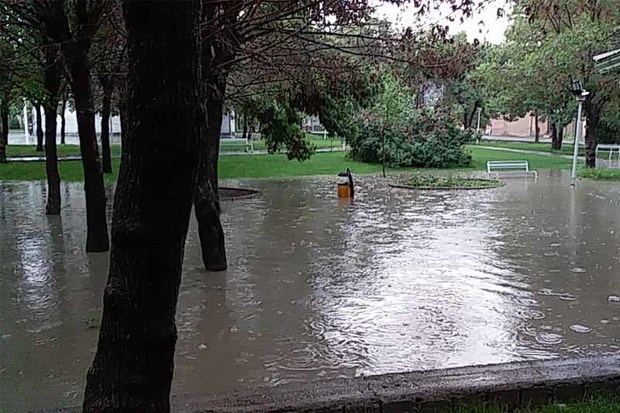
467, 147, 571, 170
6, 144, 123, 158
0, 146, 573, 182
480, 140, 585, 156
222, 136, 344, 152
5, 138, 342, 158
578, 167, 620, 180
455, 394, 620, 413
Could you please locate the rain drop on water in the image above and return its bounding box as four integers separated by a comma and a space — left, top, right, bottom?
570, 324, 592, 334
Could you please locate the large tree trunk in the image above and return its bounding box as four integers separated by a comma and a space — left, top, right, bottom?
119, 91, 127, 145
62, 44, 110, 252
60, 93, 67, 144
82, 1, 202, 411
43, 43, 62, 215
584, 99, 599, 168
100, 85, 113, 173
35, 102, 44, 151
0, 103, 8, 163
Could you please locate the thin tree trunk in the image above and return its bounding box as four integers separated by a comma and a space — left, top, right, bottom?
83, 1, 202, 411
62, 43, 109, 252
43, 43, 62, 215
550, 122, 562, 150
558, 127, 564, 149
0, 103, 8, 163
534, 109, 540, 143
242, 117, 248, 140
193, 75, 227, 271
381, 124, 387, 178
194, 172, 226, 271
466, 104, 478, 130
100, 86, 113, 173
60, 93, 67, 144
204, 80, 225, 194
35, 102, 44, 151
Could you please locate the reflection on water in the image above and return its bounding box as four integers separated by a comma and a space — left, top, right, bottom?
1, 171, 619, 411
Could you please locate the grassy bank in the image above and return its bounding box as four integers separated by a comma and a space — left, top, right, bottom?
578, 167, 620, 180
5, 137, 343, 159
6, 144, 122, 158
0, 146, 572, 182
480, 140, 583, 156
456, 394, 620, 412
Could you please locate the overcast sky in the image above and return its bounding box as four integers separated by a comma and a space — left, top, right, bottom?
374, 0, 511, 44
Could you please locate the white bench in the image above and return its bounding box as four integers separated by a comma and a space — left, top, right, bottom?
487, 160, 538, 179
220, 136, 253, 153
596, 144, 620, 162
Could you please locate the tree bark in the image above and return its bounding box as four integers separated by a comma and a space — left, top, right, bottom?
82, 1, 202, 411
60, 93, 67, 144
119, 92, 127, 146
192, 29, 229, 272
100, 85, 113, 173
35, 102, 44, 151
61, 44, 110, 252
43, 43, 62, 215
550, 122, 562, 150
0, 103, 8, 163
242, 115, 248, 140
193, 79, 227, 271
534, 110, 540, 143
194, 173, 227, 271
203, 79, 225, 194
584, 99, 599, 168
466, 104, 479, 130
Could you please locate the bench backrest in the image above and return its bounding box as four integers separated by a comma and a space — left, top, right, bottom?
487, 160, 529, 172
596, 144, 620, 151
221, 137, 249, 144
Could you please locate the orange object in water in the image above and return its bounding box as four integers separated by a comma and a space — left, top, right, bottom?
338, 183, 351, 198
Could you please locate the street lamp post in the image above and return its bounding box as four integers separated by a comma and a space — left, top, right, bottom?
570, 80, 589, 188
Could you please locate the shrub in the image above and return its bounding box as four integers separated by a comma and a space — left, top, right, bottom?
349, 109, 474, 168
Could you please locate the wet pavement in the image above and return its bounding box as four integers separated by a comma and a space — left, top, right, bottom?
1, 171, 619, 412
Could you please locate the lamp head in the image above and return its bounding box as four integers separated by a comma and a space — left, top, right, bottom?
570, 79, 587, 96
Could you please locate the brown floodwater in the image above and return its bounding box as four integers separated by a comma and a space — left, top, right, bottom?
1, 171, 619, 411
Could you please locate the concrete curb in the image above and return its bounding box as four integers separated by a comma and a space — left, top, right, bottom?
175, 356, 620, 412
34, 356, 620, 412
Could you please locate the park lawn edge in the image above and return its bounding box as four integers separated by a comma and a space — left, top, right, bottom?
0, 147, 572, 182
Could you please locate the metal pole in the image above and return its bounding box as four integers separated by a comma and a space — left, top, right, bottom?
570, 97, 584, 187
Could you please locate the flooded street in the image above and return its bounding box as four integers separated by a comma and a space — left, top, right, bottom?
1, 170, 619, 411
